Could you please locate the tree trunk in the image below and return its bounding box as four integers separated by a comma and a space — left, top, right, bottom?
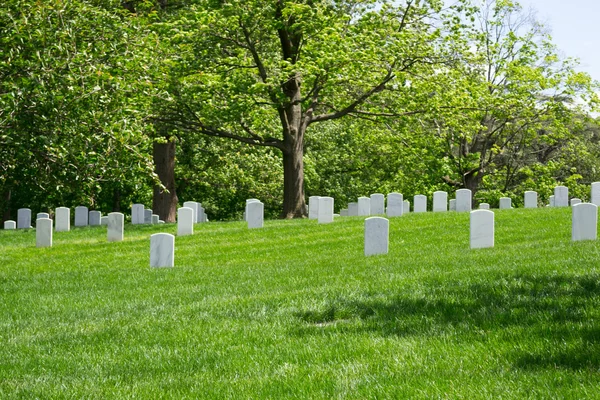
153, 140, 178, 223
463, 170, 483, 196
112, 187, 121, 212
281, 139, 306, 218
2, 189, 11, 223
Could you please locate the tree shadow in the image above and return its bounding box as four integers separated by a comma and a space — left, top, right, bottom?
293, 273, 600, 371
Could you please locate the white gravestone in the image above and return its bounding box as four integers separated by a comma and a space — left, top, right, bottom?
554, 186, 569, 207
247, 201, 264, 229
74, 206, 88, 227
144, 209, 153, 224
414, 195, 427, 213
152, 214, 159, 224
524, 191, 537, 208
499, 197, 512, 209
198, 205, 207, 223
449, 199, 456, 211
591, 182, 600, 206
572, 203, 597, 242
370, 194, 385, 215
177, 207, 194, 236
17, 208, 31, 229
570, 198, 582, 206
403, 200, 410, 214
4, 220, 16, 230
549, 195, 555, 207
55, 207, 70, 232
386, 193, 403, 217
479, 203, 490, 210
357, 197, 371, 216
340, 209, 349, 217
364, 217, 389, 256
100, 216, 108, 226
348, 202, 358, 216
107, 212, 124, 242
183, 201, 198, 223
433, 191, 448, 212
245, 199, 260, 221
470, 209, 494, 249
37, 213, 49, 220
318, 197, 334, 224
36, 218, 52, 248
89, 211, 101, 226
456, 189, 472, 212
150, 233, 175, 268
308, 196, 320, 220
131, 204, 144, 225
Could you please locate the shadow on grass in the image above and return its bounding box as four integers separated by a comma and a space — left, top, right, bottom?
293, 273, 600, 371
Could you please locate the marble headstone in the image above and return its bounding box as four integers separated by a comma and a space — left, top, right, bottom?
183, 201, 198, 222
150, 233, 175, 268
591, 182, 600, 206
144, 209, 153, 224
449, 199, 456, 211
499, 197, 511, 209
107, 212, 124, 242
470, 209, 494, 249
479, 203, 490, 210
570, 198, 582, 206
456, 189, 472, 212
55, 207, 70, 232
370, 194, 385, 215
131, 204, 144, 225
245, 199, 260, 221
152, 214, 159, 224
433, 191, 448, 212
318, 197, 334, 224
100, 216, 109, 226
554, 186, 569, 207
414, 195, 427, 213
403, 200, 410, 214
340, 209, 349, 217
247, 201, 264, 229
177, 207, 194, 236
572, 203, 597, 242
89, 211, 101, 226
4, 220, 16, 230
17, 208, 31, 229
386, 193, 403, 217
348, 202, 358, 216
196, 202, 204, 223
524, 191, 537, 208
37, 213, 50, 220
549, 195, 555, 207
364, 217, 389, 256
357, 197, 371, 216
36, 218, 52, 248
74, 206, 88, 227
308, 196, 320, 220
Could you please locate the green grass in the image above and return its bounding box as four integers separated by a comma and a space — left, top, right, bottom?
1, 208, 599, 398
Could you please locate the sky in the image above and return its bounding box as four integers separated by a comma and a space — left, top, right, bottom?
513, 0, 600, 82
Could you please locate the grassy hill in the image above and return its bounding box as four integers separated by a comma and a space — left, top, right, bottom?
1, 208, 599, 398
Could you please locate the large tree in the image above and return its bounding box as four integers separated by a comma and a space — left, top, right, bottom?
153, 0, 451, 218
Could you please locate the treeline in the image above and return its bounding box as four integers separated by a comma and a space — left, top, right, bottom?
1, 0, 599, 222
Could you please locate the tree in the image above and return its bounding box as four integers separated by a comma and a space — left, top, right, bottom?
153, 0, 450, 218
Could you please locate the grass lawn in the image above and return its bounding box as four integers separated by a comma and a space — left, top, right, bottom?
1, 207, 599, 398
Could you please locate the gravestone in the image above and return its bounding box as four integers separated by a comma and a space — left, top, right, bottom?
340, 209, 349, 217
456, 189, 472, 212
554, 186, 569, 207
107, 212, 124, 242
159, 220, 165, 224
386, 193, 403, 217
247, 201, 264, 229
414, 195, 427, 213
177, 207, 194, 236
198, 205, 206, 223
131, 204, 144, 225
572, 203, 598, 242
36, 218, 53, 248
449, 199, 456, 211
100, 216, 108, 226
571, 198, 582, 206
403, 200, 410, 214
55, 207, 70, 232
150, 233, 175, 268
364, 217, 389, 256
348, 202, 359, 216
318, 197, 334, 224
152, 214, 159, 224
549, 195, 555, 207
183, 201, 198, 222
370, 194, 385, 215
470, 209, 494, 249
245, 199, 260, 221
308, 196, 320, 220
524, 191, 537, 208
592, 182, 600, 206
479, 203, 490, 210
357, 197, 371, 216
433, 191, 448, 212
144, 209, 153, 224
89, 211, 101, 226
74, 206, 88, 227
499, 197, 512, 209
17, 208, 31, 229
37, 213, 50, 220
4, 220, 16, 230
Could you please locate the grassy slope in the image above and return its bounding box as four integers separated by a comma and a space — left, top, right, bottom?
0, 208, 599, 398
